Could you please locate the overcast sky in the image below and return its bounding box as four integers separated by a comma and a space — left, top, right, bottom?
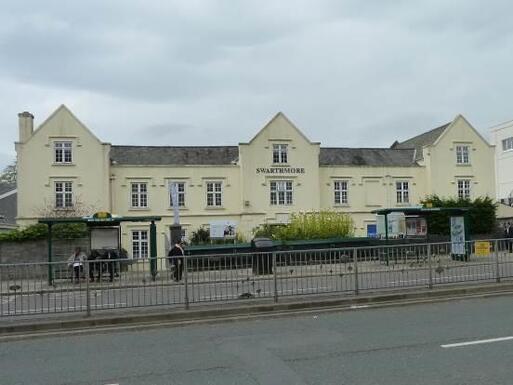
1, 0, 512, 171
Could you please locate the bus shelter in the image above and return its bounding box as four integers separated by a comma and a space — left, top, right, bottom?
372, 207, 469, 241
39, 213, 161, 285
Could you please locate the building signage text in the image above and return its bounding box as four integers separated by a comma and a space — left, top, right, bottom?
256, 167, 305, 174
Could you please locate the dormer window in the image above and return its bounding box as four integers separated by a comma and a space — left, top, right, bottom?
273, 144, 288, 164
54, 141, 72, 164
456, 145, 470, 164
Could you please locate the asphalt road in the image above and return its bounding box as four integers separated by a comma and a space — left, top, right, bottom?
2, 295, 513, 384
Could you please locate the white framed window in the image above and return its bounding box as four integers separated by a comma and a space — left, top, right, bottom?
502, 137, 513, 151
132, 230, 148, 259
396, 182, 409, 204
456, 145, 470, 164
272, 144, 288, 164
206, 181, 222, 207
270, 180, 293, 205
169, 182, 185, 207
334, 181, 348, 205
131, 183, 148, 208
54, 141, 72, 164
55, 181, 73, 208
457, 179, 471, 199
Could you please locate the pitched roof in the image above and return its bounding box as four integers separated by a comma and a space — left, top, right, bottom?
391, 123, 450, 160
0, 188, 16, 227
319, 148, 418, 167
110, 146, 239, 165
110, 146, 418, 167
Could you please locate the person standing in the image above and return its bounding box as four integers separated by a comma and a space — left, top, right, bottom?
168, 241, 185, 281
506, 222, 513, 253
67, 247, 87, 284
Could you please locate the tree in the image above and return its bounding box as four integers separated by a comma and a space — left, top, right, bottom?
35, 195, 98, 218
0, 160, 16, 184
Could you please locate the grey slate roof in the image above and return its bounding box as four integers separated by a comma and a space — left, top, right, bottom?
111, 146, 239, 165
391, 122, 450, 160
319, 148, 418, 167
111, 145, 418, 167
0, 185, 17, 228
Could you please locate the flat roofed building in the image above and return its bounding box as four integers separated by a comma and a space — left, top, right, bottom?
15, 105, 495, 255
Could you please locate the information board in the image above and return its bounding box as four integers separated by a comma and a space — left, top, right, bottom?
91, 228, 119, 250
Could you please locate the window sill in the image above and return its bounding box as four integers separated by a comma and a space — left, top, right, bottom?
129, 207, 151, 211
334, 204, 350, 207
456, 163, 471, 167
52, 163, 75, 166
396, 203, 411, 207
205, 206, 225, 210
167, 207, 188, 211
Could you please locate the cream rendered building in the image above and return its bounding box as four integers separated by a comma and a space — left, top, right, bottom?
16, 105, 495, 257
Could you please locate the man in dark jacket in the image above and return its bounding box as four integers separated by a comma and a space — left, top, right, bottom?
168, 241, 185, 281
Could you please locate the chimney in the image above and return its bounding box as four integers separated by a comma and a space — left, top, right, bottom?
18, 111, 34, 143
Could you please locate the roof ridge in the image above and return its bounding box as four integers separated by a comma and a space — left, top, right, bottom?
321, 147, 415, 150
111, 145, 238, 148
398, 122, 450, 145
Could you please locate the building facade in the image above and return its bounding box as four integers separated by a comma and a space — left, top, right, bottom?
15, 105, 496, 256
490, 120, 513, 205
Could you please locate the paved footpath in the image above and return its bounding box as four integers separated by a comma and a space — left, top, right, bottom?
1, 294, 513, 384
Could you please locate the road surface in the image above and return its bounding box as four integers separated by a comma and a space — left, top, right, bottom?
2, 294, 513, 384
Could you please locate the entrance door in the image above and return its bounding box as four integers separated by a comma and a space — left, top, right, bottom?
367, 224, 377, 238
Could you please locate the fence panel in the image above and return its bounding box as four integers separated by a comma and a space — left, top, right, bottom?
2, 238, 513, 317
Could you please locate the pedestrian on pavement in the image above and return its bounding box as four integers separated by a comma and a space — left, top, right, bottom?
506, 222, 513, 253
67, 247, 87, 284
168, 240, 185, 281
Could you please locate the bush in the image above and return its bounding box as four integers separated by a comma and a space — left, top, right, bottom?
421, 195, 496, 235
253, 211, 354, 240
189, 226, 247, 245
0, 223, 89, 242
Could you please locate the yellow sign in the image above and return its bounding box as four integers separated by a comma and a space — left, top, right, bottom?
93, 211, 112, 220
475, 241, 491, 256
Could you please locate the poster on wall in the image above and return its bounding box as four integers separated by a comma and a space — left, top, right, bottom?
376, 213, 406, 238
450, 216, 466, 255
210, 220, 237, 239
406, 217, 427, 237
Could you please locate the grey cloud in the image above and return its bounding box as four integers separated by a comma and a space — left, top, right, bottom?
142, 123, 195, 138
1, 0, 513, 171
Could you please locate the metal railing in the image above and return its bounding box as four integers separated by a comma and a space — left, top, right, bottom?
1, 238, 513, 317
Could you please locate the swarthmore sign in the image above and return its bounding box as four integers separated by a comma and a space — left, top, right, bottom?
256, 167, 305, 174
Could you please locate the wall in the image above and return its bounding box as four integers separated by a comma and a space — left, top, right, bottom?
0, 238, 90, 279
16, 105, 111, 226
426, 116, 495, 199
490, 121, 513, 200
319, 165, 426, 235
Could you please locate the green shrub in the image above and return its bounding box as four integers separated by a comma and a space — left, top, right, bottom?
253, 211, 354, 240
189, 227, 210, 245
189, 226, 246, 245
421, 195, 496, 235
0, 223, 88, 242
